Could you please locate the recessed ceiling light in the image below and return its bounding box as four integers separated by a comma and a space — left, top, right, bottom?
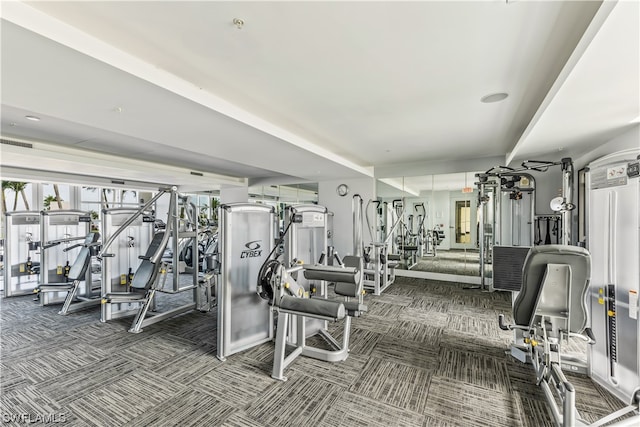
480, 93, 509, 103
25, 115, 41, 121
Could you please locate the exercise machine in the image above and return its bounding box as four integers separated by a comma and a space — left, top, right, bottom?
478, 158, 575, 291
3, 211, 40, 297
587, 149, 640, 418
101, 187, 202, 333
499, 245, 639, 426
35, 232, 102, 315
216, 203, 275, 360
283, 204, 332, 340
36, 210, 93, 306
258, 254, 365, 381
257, 203, 366, 380
389, 199, 418, 269
357, 196, 401, 295
413, 202, 444, 257
100, 206, 154, 323
476, 172, 535, 290
414, 203, 429, 257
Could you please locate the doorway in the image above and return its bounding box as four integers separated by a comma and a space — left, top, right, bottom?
455, 200, 471, 244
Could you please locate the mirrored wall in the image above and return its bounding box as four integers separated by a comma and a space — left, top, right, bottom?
376, 172, 482, 278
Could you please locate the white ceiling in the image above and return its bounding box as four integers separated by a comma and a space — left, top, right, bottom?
1, 1, 638, 192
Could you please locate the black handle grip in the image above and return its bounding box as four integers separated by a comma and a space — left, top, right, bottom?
584, 327, 596, 344
63, 243, 82, 252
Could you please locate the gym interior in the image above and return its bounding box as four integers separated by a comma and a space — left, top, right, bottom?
1, 2, 639, 426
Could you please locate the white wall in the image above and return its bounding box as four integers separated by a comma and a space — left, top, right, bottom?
574, 125, 639, 170
528, 168, 564, 216
572, 125, 640, 243
220, 185, 248, 204
318, 177, 376, 257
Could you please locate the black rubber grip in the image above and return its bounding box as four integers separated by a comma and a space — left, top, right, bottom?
584, 327, 596, 344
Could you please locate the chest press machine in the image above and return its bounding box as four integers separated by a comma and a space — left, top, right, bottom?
498, 245, 639, 427
35, 232, 101, 315
100, 187, 203, 333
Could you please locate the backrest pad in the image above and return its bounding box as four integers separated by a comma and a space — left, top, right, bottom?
67, 232, 100, 280
131, 231, 167, 291
513, 245, 590, 333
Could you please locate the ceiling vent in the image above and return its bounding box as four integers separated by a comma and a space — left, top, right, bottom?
190, 171, 204, 176
1, 139, 33, 149
111, 180, 125, 185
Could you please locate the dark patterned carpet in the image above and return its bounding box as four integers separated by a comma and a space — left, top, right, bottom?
410, 250, 482, 277
0, 277, 627, 426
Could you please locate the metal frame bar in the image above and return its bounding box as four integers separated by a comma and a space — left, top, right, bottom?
3, 211, 41, 297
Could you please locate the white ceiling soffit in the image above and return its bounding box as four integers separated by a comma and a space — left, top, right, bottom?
0, 3, 372, 182
1, 105, 289, 181
2, 1, 601, 182
0, 138, 246, 192
507, 0, 640, 164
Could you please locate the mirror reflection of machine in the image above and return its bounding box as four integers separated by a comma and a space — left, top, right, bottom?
356, 196, 400, 295
3, 211, 41, 297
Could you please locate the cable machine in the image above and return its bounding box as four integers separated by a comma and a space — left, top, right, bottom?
477, 158, 575, 291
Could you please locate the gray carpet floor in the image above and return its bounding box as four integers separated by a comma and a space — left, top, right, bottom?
0, 276, 629, 426
409, 250, 483, 277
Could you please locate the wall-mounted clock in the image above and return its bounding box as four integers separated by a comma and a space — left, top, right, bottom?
336, 183, 349, 197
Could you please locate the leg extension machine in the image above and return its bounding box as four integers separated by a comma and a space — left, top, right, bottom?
499, 245, 639, 426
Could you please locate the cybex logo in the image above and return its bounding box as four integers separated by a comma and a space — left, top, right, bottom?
241, 240, 262, 259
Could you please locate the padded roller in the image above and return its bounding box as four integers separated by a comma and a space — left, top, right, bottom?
278, 295, 345, 320
387, 254, 401, 261
343, 301, 367, 316
402, 245, 418, 251
303, 265, 360, 285
335, 255, 364, 297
